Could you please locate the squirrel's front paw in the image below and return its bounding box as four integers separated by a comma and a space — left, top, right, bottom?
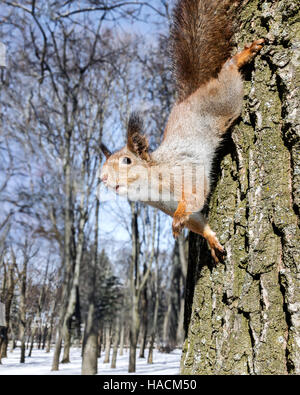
234, 38, 265, 69
247, 38, 265, 55
172, 213, 189, 238
206, 231, 227, 264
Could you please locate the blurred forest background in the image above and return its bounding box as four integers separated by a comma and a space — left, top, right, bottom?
0, 0, 187, 374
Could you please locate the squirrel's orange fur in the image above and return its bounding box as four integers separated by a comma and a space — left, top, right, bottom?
100, 0, 264, 263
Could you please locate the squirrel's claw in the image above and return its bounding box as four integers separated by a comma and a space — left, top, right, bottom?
247, 38, 265, 55
234, 38, 265, 69
205, 231, 226, 264
210, 243, 226, 264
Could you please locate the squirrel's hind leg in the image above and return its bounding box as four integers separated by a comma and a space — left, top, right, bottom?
175, 210, 226, 264
186, 214, 226, 263
232, 39, 265, 69
202, 223, 226, 263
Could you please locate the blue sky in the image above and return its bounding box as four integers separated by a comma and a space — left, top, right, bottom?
0, 0, 176, 272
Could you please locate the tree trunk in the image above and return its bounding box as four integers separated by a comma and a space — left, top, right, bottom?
28, 327, 37, 357
41, 326, 48, 350
19, 327, 26, 363
61, 328, 71, 363
61, 209, 85, 364
129, 300, 139, 373
111, 318, 120, 369
0, 327, 7, 363
46, 302, 56, 353
19, 258, 28, 364
163, 240, 181, 348
127, 204, 156, 372
37, 328, 42, 349
52, 120, 74, 371
147, 279, 159, 364
103, 325, 111, 364
10, 337, 16, 352
1, 265, 14, 359
119, 322, 125, 356
81, 169, 100, 375
148, 240, 160, 365
51, 332, 63, 371
176, 234, 187, 346
97, 327, 102, 358
139, 266, 148, 359
176, 276, 185, 346
61, 210, 84, 364
81, 303, 98, 375
128, 203, 140, 373
181, 0, 299, 375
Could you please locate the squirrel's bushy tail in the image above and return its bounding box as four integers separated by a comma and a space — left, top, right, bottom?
171, 0, 239, 103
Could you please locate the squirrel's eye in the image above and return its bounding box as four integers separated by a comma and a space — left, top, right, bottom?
122, 157, 132, 165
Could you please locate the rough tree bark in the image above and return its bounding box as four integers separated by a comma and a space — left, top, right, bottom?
111, 318, 120, 369
103, 324, 112, 364
81, 171, 101, 375
119, 320, 125, 356
181, 0, 299, 375
0, 264, 15, 359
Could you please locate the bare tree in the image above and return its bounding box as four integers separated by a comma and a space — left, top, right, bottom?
0, 255, 16, 362
28, 259, 49, 357
13, 238, 39, 363
111, 317, 120, 369
0, 0, 184, 375
128, 203, 157, 372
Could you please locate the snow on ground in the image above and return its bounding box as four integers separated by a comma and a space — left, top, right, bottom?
0, 347, 181, 375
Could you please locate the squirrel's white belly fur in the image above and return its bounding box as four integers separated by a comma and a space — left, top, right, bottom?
151, 109, 223, 196
152, 105, 219, 176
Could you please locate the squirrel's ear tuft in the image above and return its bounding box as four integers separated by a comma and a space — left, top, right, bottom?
127, 112, 150, 162
100, 143, 111, 159
127, 112, 144, 137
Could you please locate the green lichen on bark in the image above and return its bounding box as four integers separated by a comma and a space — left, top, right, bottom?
181, 0, 300, 375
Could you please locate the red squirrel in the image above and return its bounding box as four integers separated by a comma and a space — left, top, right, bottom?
100, 0, 264, 263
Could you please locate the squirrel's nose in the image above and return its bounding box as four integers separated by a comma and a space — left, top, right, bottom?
100, 174, 108, 183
